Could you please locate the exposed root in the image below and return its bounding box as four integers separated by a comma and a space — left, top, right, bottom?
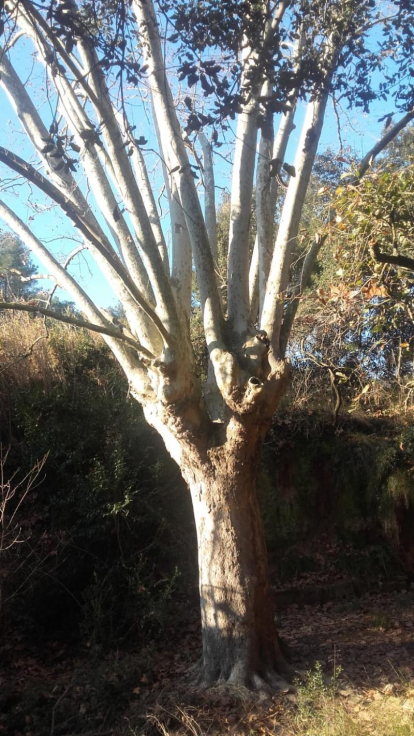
194, 663, 297, 696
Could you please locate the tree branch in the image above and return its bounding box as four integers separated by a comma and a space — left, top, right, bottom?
0, 302, 155, 359
370, 243, 414, 271
10, 270, 55, 283
0, 45, 161, 350
277, 108, 414, 355
133, 0, 225, 355
357, 110, 414, 179
15, 0, 103, 110
260, 84, 332, 358
0, 198, 156, 375
199, 132, 218, 265
126, 126, 170, 271
0, 146, 172, 346
75, 38, 180, 338
153, 104, 192, 320
45, 245, 86, 308
279, 231, 329, 356
227, 0, 289, 337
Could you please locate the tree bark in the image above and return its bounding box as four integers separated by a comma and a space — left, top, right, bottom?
141, 380, 292, 691
184, 420, 291, 689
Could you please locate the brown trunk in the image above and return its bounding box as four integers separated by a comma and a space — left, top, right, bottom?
188, 437, 291, 690
143, 386, 292, 691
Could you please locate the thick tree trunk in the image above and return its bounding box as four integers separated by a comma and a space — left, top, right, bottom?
142, 377, 292, 691
187, 437, 291, 690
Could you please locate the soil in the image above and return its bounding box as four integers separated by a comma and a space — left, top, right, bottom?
1, 588, 413, 735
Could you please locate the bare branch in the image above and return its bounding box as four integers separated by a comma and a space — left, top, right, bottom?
130, 143, 170, 270
199, 132, 218, 265
133, 0, 224, 354
227, 0, 289, 338
10, 270, 55, 283
0, 46, 161, 349
45, 245, 86, 308
370, 243, 414, 271
357, 110, 414, 179
153, 106, 192, 320
0, 147, 172, 346
0, 302, 155, 359
261, 86, 332, 358
75, 38, 180, 338
13, 0, 103, 109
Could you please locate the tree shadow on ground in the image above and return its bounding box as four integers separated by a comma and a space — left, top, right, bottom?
279, 589, 414, 688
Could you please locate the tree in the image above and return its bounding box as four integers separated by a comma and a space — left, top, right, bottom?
322, 125, 414, 393
0, 0, 413, 689
0, 232, 37, 301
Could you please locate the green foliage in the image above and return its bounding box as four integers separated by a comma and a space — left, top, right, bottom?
0, 232, 37, 301
297, 660, 342, 706
287, 127, 414, 416
81, 563, 181, 649
313, 126, 414, 385
259, 414, 412, 583
293, 661, 414, 736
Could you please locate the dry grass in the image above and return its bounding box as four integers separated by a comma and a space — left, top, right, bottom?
0, 311, 102, 391
128, 666, 414, 736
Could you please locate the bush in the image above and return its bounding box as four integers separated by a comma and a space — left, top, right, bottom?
0, 315, 196, 645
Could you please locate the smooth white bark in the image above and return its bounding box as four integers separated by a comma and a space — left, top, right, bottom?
260, 90, 331, 356
249, 236, 260, 324
199, 132, 218, 266
256, 104, 298, 315
153, 108, 192, 321
132, 0, 224, 357
227, 0, 289, 338
227, 91, 259, 335
0, 45, 160, 352
76, 40, 179, 339
130, 143, 170, 271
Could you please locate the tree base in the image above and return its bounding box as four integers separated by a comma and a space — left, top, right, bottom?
193, 659, 297, 694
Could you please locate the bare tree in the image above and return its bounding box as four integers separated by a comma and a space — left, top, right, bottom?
0, 0, 413, 689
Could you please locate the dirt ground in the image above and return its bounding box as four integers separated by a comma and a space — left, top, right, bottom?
1, 589, 413, 735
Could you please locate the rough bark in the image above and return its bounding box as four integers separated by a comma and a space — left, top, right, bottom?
139, 371, 293, 689
189, 445, 291, 688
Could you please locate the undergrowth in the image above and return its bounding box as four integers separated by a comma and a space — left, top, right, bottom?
132, 664, 414, 736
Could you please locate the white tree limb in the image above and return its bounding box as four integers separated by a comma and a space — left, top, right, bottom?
152, 106, 192, 321
260, 87, 332, 357
0, 46, 159, 350
357, 109, 414, 179
133, 0, 224, 356
227, 0, 289, 338
76, 38, 180, 339
199, 132, 218, 266
0, 147, 171, 348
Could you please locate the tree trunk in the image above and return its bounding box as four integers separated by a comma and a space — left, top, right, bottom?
186, 432, 291, 690
143, 382, 292, 691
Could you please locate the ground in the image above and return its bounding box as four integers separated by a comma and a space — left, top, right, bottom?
1, 588, 414, 736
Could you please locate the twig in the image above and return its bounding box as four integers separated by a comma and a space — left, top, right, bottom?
0, 332, 48, 375
50, 679, 75, 736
